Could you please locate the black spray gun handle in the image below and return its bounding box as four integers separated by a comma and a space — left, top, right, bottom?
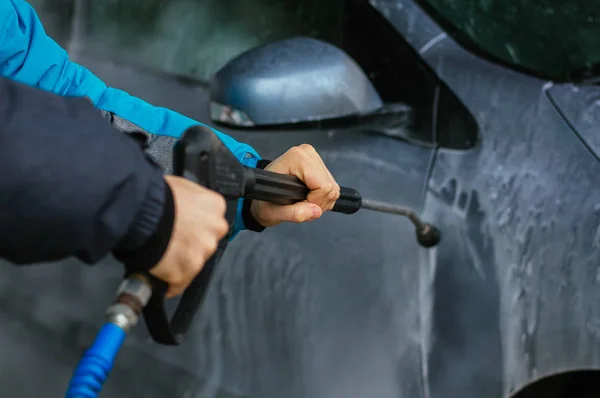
129, 125, 237, 345
132, 125, 364, 345
243, 167, 362, 213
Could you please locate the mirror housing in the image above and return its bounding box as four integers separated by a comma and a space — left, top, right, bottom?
209, 37, 384, 127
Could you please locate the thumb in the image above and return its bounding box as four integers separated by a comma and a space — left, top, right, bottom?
260, 201, 323, 225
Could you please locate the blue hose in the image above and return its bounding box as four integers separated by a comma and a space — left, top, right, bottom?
65, 323, 126, 398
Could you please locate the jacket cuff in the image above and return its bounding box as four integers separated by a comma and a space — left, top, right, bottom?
241, 159, 272, 233
255, 159, 272, 169
113, 178, 175, 272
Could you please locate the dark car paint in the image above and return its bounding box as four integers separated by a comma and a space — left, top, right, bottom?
547, 84, 600, 161
1, 1, 599, 398
380, 0, 600, 397
92, 55, 436, 398
0, 54, 434, 397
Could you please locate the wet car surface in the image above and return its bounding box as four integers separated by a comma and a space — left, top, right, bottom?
2, 0, 600, 397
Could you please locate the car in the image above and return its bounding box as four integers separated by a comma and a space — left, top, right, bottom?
2, 0, 599, 397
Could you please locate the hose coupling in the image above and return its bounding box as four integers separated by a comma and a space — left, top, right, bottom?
106, 273, 152, 332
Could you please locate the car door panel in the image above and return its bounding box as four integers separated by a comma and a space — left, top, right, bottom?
547, 84, 600, 160
419, 23, 600, 398
11, 1, 600, 397
205, 131, 433, 398
104, 54, 437, 397
0, 51, 435, 398
79, 2, 600, 398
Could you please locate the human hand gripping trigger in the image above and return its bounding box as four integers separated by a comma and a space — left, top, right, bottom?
148, 144, 338, 298
250, 144, 341, 227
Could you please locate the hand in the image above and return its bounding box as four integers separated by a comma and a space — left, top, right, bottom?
251, 144, 340, 227
149, 175, 229, 298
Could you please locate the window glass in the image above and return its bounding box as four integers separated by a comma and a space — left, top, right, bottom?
420, 0, 600, 81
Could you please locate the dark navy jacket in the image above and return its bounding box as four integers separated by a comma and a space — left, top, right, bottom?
0, 77, 172, 266
0, 0, 261, 234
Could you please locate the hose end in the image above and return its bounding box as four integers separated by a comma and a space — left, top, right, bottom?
416, 223, 441, 248
65, 323, 126, 398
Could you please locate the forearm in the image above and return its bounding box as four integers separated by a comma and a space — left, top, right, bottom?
0, 1, 258, 153
0, 77, 172, 265
91, 93, 263, 236
1, 0, 262, 234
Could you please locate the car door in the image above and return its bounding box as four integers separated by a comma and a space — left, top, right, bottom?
376, 0, 600, 397
50, 33, 436, 398
146, 3, 447, 397
89, 54, 441, 398
0, 2, 439, 398
95, 23, 439, 398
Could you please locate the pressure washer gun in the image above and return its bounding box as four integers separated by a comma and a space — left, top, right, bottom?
65, 125, 441, 397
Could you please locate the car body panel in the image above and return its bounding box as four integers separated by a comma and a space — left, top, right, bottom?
1, 1, 599, 397
547, 84, 600, 161
393, 3, 600, 397
0, 51, 434, 397
90, 54, 437, 398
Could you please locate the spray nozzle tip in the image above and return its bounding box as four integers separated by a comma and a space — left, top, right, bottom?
416, 223, 441, 248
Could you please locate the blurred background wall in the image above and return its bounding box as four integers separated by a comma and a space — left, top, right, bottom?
28, 0, 343, 81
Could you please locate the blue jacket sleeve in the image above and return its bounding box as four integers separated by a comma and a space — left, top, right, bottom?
0, 0, 261, 233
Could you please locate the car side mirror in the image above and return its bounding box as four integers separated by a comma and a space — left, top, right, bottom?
208, 37, 384, 128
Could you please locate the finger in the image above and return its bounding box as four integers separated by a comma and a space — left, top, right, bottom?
258, 201, 322, 225
209, 191, 227, 217
300, 155, 339, 210
297, 145, 340, 210
307, 178, 340, 211
162, 254, 207, 299
300, 144, 339, 192
166, 284, 186, 299
212, 215, 229, 240
165, 265, 199, 298
286, 147, 334, 195
288, 151, 336, 209
267, 145, 339, 211
163, 269, 191, 299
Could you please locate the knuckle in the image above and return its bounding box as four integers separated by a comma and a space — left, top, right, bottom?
191, 258, 204, 273
327, 184, 340, 201
170, 273, 185, 287
217, 218, 229, 237
317, 182, 335, 199
178, 270, 200, 291
173, 281, 189, 296
288, 146, 304, 157
205, 238, 219, 255
166, 288, 181, 299
212, 193, 227, 213
299, 143, 316, 153
181, 254, 204, 279
289, 145, 313, 159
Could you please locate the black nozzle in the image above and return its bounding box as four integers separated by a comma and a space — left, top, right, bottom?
416, 224, 441, 248
358, 199, 441, 249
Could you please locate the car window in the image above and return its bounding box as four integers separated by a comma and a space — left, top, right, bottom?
84, 0, 344, 82
418, 0, 600, 82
